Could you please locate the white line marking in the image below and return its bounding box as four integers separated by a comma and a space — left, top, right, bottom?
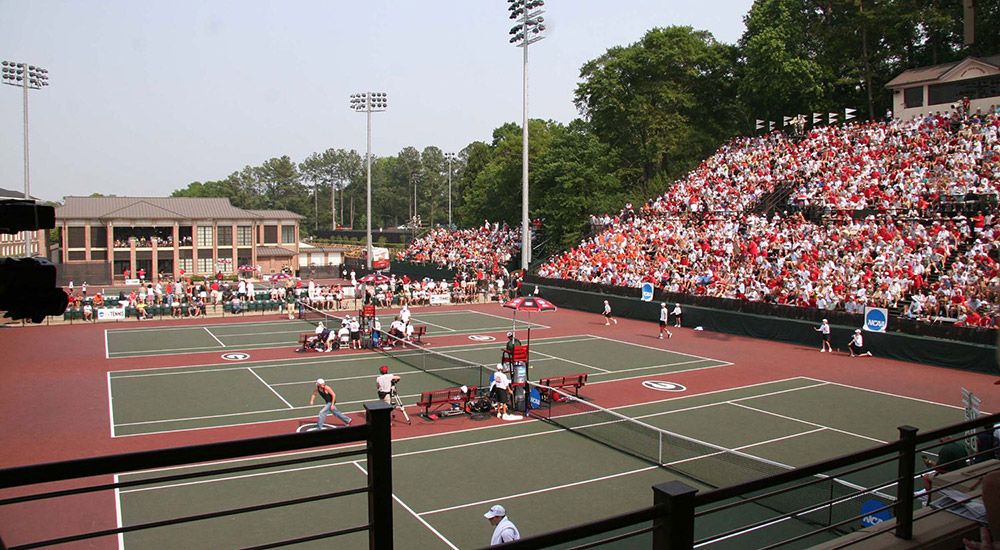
114, 474, 124, 550
248, 368, 293, 409
585, 333, 727, 364
730, 402, 888, 444
353, 462, 460, 550
800, 377, 968, 411
419, 465, 660, 516
107, 372, 117, 438
104, 329, 110, 360
203, 327, 226, 348
409, 318, 456, 332
530, 349, 611, 373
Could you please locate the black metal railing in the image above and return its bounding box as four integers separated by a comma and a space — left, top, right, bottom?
0, 402, 394, 550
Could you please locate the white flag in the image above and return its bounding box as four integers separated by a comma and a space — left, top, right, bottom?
845, 108, 857, 121
829, 113, 838, 123
755, 119, 765, 130
768, 121, 775, 131
813, 112, 823, 125
783, 115, 793, 125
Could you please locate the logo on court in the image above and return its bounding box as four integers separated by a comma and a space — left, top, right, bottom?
221, 352, 250, 361
468, 335, 496, 342
642, 381, 686, 392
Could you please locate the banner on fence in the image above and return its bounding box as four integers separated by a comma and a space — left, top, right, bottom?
430, 294, 451, 306
863, 307, 888, 333
98, 308, 126, 321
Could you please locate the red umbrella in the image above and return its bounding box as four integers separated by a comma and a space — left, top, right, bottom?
502, 296, 557, 313
358, 273, 390, 284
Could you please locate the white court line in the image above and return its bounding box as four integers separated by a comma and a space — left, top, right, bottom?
216, 329, 306, 339
530, 349, 611, 373
107, 372, 117, 438
203, 327, 226, 347
248, 368, 293, 409
104, 329, 110, 360
353, 462, 460, 550
730, 402, 888, 444
585, 333, 729, 364
409, 318, 456, 332
114, 475, 124, 550
106, 319, 302, 333
466, 308, 547, 328
800, 377, 969, 411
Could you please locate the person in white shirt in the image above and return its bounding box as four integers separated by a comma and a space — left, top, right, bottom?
337, 324, 351, 347
848, 329, 872, 357
388, 318, 406, 340
814, 319, 833, 352
602, 300, 617, 326
484, 505, 520, 545
349, 316, 362, 349
375, 365, 401, 405
672, 303, 683, 327
490, 364, 512, 418
400, 304, 411, 325
658, 303, 672, 339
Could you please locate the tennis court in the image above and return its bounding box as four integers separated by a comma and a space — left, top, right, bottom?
114, 377, 966, 549
103, 309, 544, 358
108, 334, 730, 436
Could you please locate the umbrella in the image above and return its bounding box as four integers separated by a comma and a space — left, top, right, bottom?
501, 296, 557, 350
358, 273, 390, 284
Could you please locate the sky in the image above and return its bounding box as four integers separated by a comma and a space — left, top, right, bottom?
0, 0, 754, 202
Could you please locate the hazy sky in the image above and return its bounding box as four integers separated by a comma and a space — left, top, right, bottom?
1, 0, 754, 202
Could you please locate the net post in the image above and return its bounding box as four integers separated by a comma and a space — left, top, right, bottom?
366, 401, 394, 550
652, 481, 697, 549
894, 425, 918, 540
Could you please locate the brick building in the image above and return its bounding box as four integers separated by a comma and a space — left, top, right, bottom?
0, 187, 47, 258
54, 196, 302, 284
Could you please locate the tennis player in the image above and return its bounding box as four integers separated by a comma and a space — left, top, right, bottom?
309, 378, 352, 429
814, 319, 833, 353
602, 300, 617, 325
658, 303, 672, 339
490, 364, 512, 418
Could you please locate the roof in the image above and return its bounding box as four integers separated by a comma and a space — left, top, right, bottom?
56, 197, 253, 221
0, 187, 38, 200
886, 54, 1000, 88
300, 243, 349, 252
256, 246, 297, 258
246, 209, 304, 220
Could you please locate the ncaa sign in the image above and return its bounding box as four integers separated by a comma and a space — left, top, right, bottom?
640, 282, 654, 302
863, 307, 888, 333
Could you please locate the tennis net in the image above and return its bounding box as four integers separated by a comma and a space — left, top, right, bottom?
528, 381, 896, 536
300, 302, 347, 328
376, 331, 493, 391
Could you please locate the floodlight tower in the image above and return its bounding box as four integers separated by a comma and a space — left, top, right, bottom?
444, 152, 456, 228
349, 92, 388, 270
508, 0, 545, 271
2, 61, 49, 256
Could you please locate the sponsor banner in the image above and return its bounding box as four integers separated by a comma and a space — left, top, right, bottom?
97, 308, 126, 321
124, 278, 141, 285
863, 307, 888, 333
640, 282, 654, 302
860, 499, 892, 527
429, 294, 451, 305
342, 286, 356, 298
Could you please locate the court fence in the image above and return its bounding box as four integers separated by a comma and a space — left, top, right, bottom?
486, 411, 1000, 549
0, 402, 395, 550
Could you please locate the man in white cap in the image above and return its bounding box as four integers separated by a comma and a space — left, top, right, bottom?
814, 319, 832, 352
484, 504, 520, 545
602, 300, 617, 325
848, 329, 872, 357
490, 364, 512, 418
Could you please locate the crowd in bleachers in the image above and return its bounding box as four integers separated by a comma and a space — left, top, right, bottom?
539, 107, 1000, 328
396, 220, 521, 273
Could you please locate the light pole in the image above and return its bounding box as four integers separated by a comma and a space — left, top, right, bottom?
508, 0, 545, 271
349, 91, 387, 270
444, 152, 457, 228
2, 60, 49, 257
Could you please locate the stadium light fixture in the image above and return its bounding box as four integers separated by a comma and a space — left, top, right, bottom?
2, 61, 49, 256
444, 152, 456, 228
349, 92, 388, 270
508, 0, 546, 270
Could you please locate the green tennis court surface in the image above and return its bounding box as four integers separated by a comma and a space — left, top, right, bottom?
108, 335, 730, 436
115, 377, 965, 549
104, 310, 544, 358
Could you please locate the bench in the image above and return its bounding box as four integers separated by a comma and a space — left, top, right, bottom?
537, 374, 588, 400
416, 386, 478, 419
412, 325, 427, 344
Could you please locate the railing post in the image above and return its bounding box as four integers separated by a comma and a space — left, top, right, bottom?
652, 481, 697, 550
895, 425, 918, 540
366, 401, 394, 550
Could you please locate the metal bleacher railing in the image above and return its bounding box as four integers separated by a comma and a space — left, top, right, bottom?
0, 402, 395, 550
492, 411, 1000, 550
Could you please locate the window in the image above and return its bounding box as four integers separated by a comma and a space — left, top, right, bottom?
177, 258, 193, 273
237, 226, 253, 246
281, 225, 295, 244
903, 87, 923, 109
90, 226, 107, 248
928, 74, 1000, 105
196, 226, 214, 248
263, 225, 278, 243
197, 257, 214, 273
68, 227, 85, 248
217, 226, 232, 246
